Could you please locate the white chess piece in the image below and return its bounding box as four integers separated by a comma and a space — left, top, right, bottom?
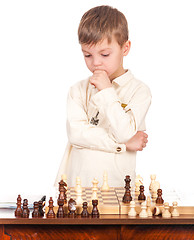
149, 174, 156, 191
101, 171, 110, 191
162, 202, 171, 218
128, 201, 137, 217
151, 181, 160, 199
171, 201, 180, 217
75, 176, 82, 193
146, 196, 153, 217
139, 201, 148, 218
91, 178, 99, 200
76, 188, 83, 205
61, 174, 67, 182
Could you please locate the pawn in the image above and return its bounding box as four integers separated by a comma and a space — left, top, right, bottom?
135, 175, 143, 192
32, 201, 40, 218
15, 195, 23, 218
57, 198, 65, 218
81, 202, 89, 218
156, 189, 164, 204
162, 202, 171, 218
91, 199, 100, 218
171, 201, 180, 217
139, 201, 148, 218
128, 201, 137, 217
46, 197, 55, 218
138, 185, 146, 201
22, 199, 30, 218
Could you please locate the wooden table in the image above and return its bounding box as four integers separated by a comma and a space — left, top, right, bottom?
0, 209, 194, 240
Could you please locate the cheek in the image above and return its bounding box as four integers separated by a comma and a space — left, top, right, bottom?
84, 58, 92, 71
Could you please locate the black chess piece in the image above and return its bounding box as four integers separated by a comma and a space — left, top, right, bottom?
156, 189, 164, 204
91, 199, 99, 218
58, 179, 67, 203
46, 197, 56, 218
22, 199, 30, 218
138, 185, 146, 201
15, 194, 23, 218
122, 175, 132, 203
57, 198, 65, 218
81, 202, 89, 218
32, 201, 40, 218
38, 200, 44, 217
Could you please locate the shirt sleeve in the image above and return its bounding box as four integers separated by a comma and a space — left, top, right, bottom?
66, 85, 126, 153
91, 85, 152, 143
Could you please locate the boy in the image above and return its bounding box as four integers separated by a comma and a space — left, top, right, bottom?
55, 5, 151, 187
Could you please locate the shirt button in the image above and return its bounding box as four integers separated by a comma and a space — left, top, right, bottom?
116, 147, 122, 152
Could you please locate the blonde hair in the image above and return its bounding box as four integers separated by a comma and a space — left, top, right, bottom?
78, 5, 129, 47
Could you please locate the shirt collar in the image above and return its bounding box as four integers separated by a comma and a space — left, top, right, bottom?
112, 69, 133, 86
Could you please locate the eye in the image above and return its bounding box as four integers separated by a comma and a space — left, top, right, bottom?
84, 54, 91, 58
102, 54, 110, 57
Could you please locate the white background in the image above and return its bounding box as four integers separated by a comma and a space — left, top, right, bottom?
0, 0, 194, 202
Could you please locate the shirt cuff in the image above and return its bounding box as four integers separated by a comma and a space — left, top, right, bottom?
115, 144, 126, 153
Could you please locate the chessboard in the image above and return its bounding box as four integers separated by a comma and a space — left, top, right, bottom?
45, 187, 190, 215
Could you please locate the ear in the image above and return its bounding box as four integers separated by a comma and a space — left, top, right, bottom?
123, 40, 131, 56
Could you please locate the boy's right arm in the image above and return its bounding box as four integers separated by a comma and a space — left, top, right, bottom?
66, 85, 126, 153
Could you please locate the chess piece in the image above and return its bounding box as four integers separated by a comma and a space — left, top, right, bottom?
61, 174, 67, 183
171, 201, 180, 217
32, 201, 40, 218
46, 197, 55, 218
149, 174, 156, 191
15, 194, 23, 218
138, 185, 146, 201
101, 171, 110, 191
57, 198, 65, 218
153, 206, 163, 216
68, 198, 76, 218
75, 176, 82, 193
81, 202, 89, 218
123, 175, 132, 203
91, 199, 99, 218
38, 200, 44, 217
135, 174, 143, 192
22, 199, 30, 218
146, 196, 153, 217
139, 201, 148, 218
128, 201, 137, 217
91, 178, 99, 201
58, 179, 67, 203
76, 188, 83, 205
156, 189, 164, 204
151, 181, 160, 199
162, 202, 171, 218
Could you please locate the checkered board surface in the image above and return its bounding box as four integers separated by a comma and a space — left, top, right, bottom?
66, 187, 120, 214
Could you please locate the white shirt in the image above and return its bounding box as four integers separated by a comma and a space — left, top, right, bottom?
55, 70, 151, 187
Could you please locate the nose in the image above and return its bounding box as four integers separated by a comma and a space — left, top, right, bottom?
92, 56, 102, 68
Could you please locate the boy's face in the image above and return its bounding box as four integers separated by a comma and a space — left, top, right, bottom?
81, 37, 130, 81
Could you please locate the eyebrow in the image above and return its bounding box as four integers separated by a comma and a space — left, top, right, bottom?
82, 48, 112, 54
